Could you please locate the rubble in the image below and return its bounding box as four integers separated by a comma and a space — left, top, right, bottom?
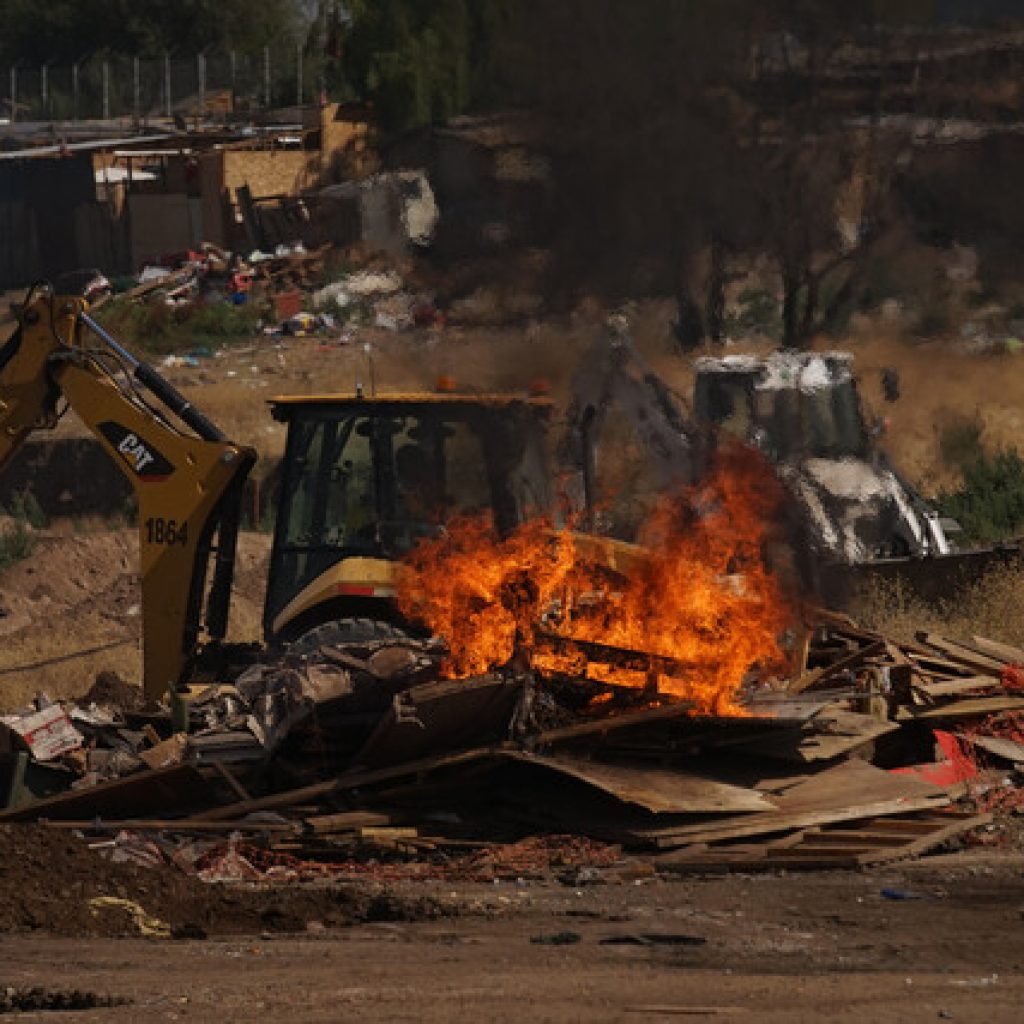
2, 612, 1020, 881
99, 235, 440, 347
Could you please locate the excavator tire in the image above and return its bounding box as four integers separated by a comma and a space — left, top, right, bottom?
288, 617, 410, 656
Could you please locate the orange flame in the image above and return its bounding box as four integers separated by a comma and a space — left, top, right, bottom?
396, 447, 797, 715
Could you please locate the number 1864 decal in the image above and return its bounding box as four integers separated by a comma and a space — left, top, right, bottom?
145, 517, 189, 546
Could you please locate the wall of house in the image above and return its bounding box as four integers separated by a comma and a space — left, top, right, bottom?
221, 149, 315, 200
128, 193, 203, 268
0, 155, 123, 289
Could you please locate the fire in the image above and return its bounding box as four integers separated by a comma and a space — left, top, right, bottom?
396, 446, 797, 715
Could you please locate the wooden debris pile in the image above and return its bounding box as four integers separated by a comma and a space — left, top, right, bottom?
4, 614, 1020, 878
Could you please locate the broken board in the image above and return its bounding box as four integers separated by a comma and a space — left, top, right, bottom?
499, 751, 775, 815
655, 810, 991, 872
627, 758, 953, 850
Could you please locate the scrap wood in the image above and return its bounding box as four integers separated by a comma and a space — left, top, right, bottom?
962, 733, 1024, 764
41, 819, 299, 832
635, 791, 953, 850
629, 759, 953, 849
305, 810, 393, 834
0, 763, 213, 823
970, 635, 1024, 665
499, 751, 776, 815
725, 709, 897, 764
350, 674, 525, 769
654, 810, 991, 873
788, 640, 885, 695
912, 675, 1001, 699
912, 695, 1024, 719
914, 633, 1008, 676
624, 1005, 747, 1016
530, 701, 697, 747
194, 746, 502, 822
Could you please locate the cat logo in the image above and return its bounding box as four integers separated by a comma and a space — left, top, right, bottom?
98, 422, 175, 482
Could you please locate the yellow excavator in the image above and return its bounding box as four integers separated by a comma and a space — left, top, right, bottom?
0, 285, 570, 702
1, 285, 256, 702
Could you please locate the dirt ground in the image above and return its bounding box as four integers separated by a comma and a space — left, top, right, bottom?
128, 309, 1024, 497
0, 528, 271, 710
0, 849, 1021, 1022
8, 291, 1018, 495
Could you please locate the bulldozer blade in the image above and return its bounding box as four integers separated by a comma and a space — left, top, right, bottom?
818, 544, 1022, 611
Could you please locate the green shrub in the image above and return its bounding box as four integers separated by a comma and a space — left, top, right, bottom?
8, 490, 47, 529
0, 526, 33, 571
0, 520, 34, 572
725, 288, 782, 340
939, 447, 1024, 543
97, 299, 263, 355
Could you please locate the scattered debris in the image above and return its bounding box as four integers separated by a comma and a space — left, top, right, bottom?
3, 611, 1021, 884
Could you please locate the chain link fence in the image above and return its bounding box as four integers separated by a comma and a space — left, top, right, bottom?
2, 47, 321, 123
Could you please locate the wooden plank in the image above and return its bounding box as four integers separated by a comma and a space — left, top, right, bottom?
890, 811, 992, 860
0, 764, 212, 822
639, 760, 951, 848
194, 747, 500, 822
916, 633, 1007, 675
352, 674, 523, 768
913, 695, 1024, 719
624, 1007, 747, 1017
771, 844, 879, 857
212, 761, 252, 802
532, 701, 696, 746
845, 815, 955, 834
360, 826, 418, 841
912, 675, 1001, 698
808, 831, 917, 847
964, 734, 1024, 763
41, 819, 299, 832
305, 810, 392, 834
904, 652, 980, 678
645, 793, 952, 849
732, 710, 897, 764
656, 811, 990, 872
788, 641, 885, 696
970, 635, 1024, 665
502, 751, 775, 815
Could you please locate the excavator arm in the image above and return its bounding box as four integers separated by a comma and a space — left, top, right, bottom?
560, 317, 697, 521
0, 287, 256, 702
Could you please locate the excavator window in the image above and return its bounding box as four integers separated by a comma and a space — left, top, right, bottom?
265, 401, 551, 632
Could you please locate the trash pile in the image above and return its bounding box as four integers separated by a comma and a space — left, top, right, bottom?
123, 241, 327, 311
4, 611, 1023, 880
102, 239, 443, 345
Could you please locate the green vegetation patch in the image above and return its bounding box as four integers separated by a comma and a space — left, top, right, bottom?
96, 301, 262, 356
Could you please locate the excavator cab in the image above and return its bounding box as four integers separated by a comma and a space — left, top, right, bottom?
693, 353, 869, 461
263, 394, 553, 646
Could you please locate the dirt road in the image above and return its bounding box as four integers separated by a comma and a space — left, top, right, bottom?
2, 851, 1021, 1023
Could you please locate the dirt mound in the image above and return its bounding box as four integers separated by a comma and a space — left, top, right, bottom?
0, 825, 449, 938
80, 670, 145, 711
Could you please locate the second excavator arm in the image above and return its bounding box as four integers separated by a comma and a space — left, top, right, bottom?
560, 317, 697, 521
0, 286, 256, 702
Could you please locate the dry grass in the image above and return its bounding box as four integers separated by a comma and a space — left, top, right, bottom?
852, 562, 1024, 649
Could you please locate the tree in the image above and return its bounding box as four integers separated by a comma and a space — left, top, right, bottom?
0, 0, 301, 63
490, 1, 955, 345
340, 0, 511, 130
